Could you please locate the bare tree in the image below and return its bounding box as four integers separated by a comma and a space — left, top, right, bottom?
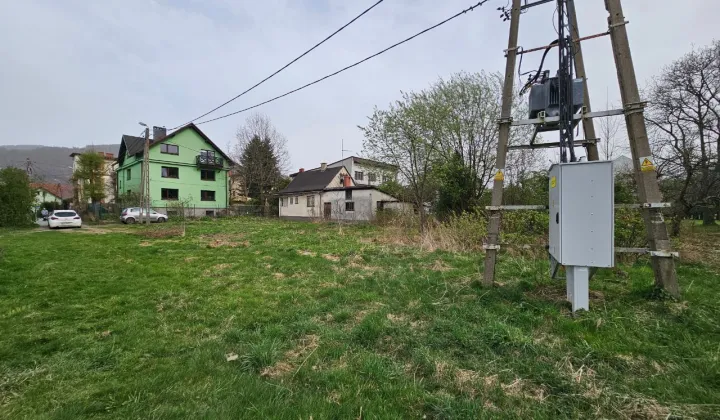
231, 113, 290, 214
232, 113, 290, 173
645, 40, 720, 232
598, 112, 625, 160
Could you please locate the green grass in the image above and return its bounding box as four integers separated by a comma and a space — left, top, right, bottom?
1, 218, 719, 419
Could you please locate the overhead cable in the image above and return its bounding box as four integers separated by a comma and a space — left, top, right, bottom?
193, 0, 492, 126
171, 0, 386, 129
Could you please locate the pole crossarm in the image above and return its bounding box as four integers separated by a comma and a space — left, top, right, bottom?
511, 109, 624, 126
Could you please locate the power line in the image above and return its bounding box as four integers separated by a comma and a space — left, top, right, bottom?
171, 0, 386, 130
193, 0, 492, 127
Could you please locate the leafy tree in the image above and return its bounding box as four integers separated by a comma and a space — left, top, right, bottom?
434, 152, 476, 218
72, 152, 106, 204
361, 71, 543, 229
0, 167, 35, 227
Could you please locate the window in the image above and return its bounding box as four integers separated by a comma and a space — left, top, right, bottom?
368, 172, 376, 182
126, 169, 131, 180
161, 166, 179, 178
205, 210, 215, 217
161, 144, 179, 155
201, 190, 216, 201
345, 189, 352, 200
200, 169, 215, 181
295, 196, 299, 204
161, 188, 179, 200
200, 150, 215, 159
345, 202, 355, 211
307, 195, 315, 207
280, 197, 288, 207
355, 171, 364, 181
383, 174, 390, 183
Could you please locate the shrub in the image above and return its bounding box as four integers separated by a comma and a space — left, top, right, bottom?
0, 168, 35, 227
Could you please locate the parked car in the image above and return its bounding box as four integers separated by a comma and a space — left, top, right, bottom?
120, 208, 168, 224
48, 210, 82, 229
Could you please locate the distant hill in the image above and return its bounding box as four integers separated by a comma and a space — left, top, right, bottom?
0, 144, 118, 183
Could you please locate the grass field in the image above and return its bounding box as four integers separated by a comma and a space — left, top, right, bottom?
1, 218, 719, 419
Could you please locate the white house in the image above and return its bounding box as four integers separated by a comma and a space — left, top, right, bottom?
290, 156, 398, 187
32, 183, 65, 205
278, 163, 411, 221
70, 152, 118, 203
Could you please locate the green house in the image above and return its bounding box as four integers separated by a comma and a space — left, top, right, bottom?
116, 123, 232, 216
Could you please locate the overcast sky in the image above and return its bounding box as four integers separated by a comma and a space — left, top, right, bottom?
1, 0, 717, 171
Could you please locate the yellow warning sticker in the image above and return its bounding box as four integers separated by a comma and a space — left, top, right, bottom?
494, 169, 505, 182
639, 156, 655, 172
550, 176, 557, 188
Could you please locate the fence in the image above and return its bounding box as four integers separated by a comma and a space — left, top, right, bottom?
73, 202, 277, 222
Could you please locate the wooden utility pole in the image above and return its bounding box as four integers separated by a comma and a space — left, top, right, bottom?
605, 0, 679, 296
482, 0, 521, 286
567, 0, 599, 162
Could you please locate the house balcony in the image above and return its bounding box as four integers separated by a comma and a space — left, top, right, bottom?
196, 155, 224, 168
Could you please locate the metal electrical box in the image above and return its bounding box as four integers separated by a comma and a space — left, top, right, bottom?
548, 161, 614, 268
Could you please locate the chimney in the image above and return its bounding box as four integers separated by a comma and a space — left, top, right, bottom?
320, 162, 327, 172
153, 126, 167, 141
299, 168, 304, 173
343, 175, 352, 187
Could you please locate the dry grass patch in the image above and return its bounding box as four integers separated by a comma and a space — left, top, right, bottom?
184, 256, 198, 262
297, 250, 316, 257
273, 273, 285, 279
141, 227, 183, 239
201, 233, 249, 248
322, 254, 340, 262
261, 335, 320, 379
139, 241, 152, 247
500, 378, 547, 402
203, 263, 233, 277
430, 259, 453, 272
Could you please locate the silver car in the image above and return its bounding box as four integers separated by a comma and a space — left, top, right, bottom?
120, 207, 168, 224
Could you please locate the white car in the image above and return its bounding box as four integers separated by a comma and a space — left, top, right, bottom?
120, 208, 168, 224
48, 210, 82, 229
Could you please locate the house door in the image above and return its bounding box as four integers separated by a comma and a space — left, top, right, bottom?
323, 202, 331, 219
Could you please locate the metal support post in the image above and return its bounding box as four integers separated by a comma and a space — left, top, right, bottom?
566, 266, 590, 311
605, 0, 679, 297
482, 0, 522, 287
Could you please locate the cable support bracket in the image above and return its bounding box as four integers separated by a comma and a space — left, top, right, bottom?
497, 116, 514, 125
483, 244, 501, 251
624, 101, 648, 116
609, 20, 630, 29
614, 202, 671, 209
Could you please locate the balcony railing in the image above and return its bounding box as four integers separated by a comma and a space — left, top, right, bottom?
196, 154, 224, 168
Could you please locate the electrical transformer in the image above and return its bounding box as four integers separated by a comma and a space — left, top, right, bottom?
548, 160, 614, 267
528, 71, 585, 132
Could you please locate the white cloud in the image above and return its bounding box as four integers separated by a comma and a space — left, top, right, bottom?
1, 0, 717, 170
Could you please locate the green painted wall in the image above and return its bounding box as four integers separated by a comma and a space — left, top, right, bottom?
116, 128, 230, 210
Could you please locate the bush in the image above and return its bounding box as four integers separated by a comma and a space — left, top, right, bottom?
501, 211, 549, 245
0, 168, 35, 227
615, 208, 646, 248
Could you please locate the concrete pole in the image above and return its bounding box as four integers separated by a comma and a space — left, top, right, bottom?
605, 0, 679, 297
482, 0, 522, 286
567, 0, 599, 161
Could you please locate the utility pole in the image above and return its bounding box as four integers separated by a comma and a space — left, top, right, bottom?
482, 0, 521, 286
139, 125, 151, 225
605, 0, 679, 296
482, 0, 679, 300
567, 0, 599, 161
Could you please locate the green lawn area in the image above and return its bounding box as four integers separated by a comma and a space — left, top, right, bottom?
1, 218, 718, 419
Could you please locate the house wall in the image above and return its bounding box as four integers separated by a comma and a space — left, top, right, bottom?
327, 159, 396, 186
278, 193, 322, 219
72, 155, 118, 203
34, 190, 62, 205
116, 129, 230, 215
